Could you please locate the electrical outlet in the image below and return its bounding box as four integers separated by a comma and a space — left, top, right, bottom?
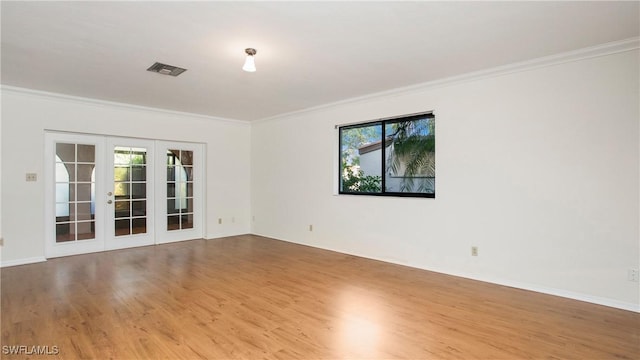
218, 218, 222, 224
232, 217, 235, 223
309, 224, 313, 232
25, 173, 37, 182
471, 246, 478, 256
628, 269, 639, 282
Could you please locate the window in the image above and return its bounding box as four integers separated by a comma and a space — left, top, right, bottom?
339, 112, 435, 197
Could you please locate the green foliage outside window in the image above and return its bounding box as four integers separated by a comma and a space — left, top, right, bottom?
339, 113, 435, 197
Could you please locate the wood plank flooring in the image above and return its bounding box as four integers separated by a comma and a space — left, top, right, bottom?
1, 235, 638, 359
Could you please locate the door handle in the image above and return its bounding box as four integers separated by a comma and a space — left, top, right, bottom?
107, 200, 113, 204
107, 192, 113, 196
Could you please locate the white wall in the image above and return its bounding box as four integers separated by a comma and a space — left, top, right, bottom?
1, 88, 251, 265
251, 50, 640, 311
0, 90, 3, 257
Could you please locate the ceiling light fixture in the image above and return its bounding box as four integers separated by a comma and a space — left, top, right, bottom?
242, 48, 257, 72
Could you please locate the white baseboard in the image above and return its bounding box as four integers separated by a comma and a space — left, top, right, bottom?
1, 256, 47, 268
206, 233, 251, 240
252, 233, 640, 313
436, 271, 640, 313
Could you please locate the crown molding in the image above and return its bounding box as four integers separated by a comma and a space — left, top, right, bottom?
3, 37, 637, 125
0, 85, 251, 126
255, 37, 640, 124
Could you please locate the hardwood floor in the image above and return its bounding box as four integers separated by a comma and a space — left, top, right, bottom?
1, 235, 638, 359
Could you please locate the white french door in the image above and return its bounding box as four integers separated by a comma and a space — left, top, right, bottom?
105, 137, 155, 250
45, 133, 105, 258
155, 141, 204, 244
45, 132, 204, 258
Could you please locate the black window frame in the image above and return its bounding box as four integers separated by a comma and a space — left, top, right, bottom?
338, 112, 435, 198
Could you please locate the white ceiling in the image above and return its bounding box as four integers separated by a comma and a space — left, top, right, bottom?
2, 1, 639, 121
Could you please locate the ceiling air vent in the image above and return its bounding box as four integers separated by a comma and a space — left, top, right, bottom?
146, 62, 187, 77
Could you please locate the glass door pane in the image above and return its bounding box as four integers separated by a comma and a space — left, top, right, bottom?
55, 143, 96, 242
113, 146, 148, 236
166, 149, 194, 231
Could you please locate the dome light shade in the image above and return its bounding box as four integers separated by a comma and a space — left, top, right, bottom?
243, 48, 257, 72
